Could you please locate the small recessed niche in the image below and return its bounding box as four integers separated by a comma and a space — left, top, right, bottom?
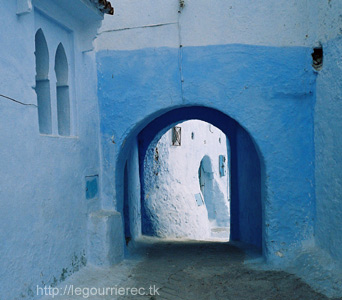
191, 132, 195, 140
219, 137, 221, 144
86, 175, 99, 200
312, 46, 323, 71
55, 43, 71, 136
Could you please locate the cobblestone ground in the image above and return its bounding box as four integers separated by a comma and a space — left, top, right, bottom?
43, 238, 342, 300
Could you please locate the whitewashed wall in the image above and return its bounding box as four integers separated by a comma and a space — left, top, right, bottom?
143, 120, 229, 240
0, 1, 105, 299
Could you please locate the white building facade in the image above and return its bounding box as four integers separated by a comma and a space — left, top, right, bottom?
142, 120, 230, 240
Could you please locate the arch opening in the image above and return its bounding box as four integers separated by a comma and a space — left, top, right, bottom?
140, 120, 230, 241
116, 106, 264, 253
55, 43, 70, 136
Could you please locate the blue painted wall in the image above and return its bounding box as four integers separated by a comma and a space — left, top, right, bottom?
0, 1, 103, 299
4, 0, 342, 298
236, 126, 262, 249
315, 36, 342, 263
97, 43, 316, 262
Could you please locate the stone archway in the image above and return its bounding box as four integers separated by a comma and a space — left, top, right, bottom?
97, 39, 316, 265
116, 106, 264, 253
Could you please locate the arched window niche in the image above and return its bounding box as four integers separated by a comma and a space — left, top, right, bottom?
55, 43, 71, 136
35, 29, 52, 134
198, 155, 215, 220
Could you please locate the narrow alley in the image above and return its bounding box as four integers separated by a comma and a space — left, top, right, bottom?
2, 1, 342, 299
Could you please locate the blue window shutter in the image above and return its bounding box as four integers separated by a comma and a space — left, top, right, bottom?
219, 155, 226, 177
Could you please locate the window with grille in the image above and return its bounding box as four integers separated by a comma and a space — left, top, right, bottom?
172, 126, 181, 146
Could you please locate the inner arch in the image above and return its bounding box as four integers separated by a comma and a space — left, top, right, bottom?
116, 105, 264, 252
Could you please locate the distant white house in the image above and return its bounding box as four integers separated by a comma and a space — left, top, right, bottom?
142, 120, 230, 240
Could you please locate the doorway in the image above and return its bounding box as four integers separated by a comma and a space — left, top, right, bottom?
118, 106, 263, 253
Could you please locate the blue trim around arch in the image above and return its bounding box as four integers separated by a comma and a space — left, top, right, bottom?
137, 106, 263, 249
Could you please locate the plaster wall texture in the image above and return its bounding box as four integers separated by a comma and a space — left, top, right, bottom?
142, 120, 229, 240
96, 0, 319, 51
96, 0, 316, 254
95, 0, 322, 293
315, 36, 342, 261
96, 45, 316, 256
0, 1, 103, 299
87, 210, 124, 266
302, 1, 342, 296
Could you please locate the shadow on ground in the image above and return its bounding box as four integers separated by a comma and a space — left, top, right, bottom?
41, 237, 342, 300
123, 237, 342, 300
